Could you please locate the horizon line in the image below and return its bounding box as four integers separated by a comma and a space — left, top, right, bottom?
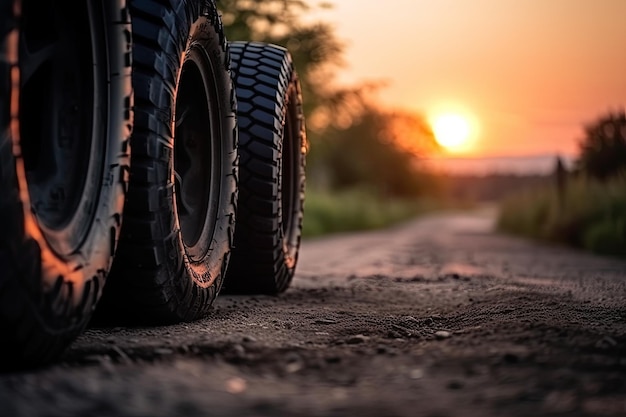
423, 153, 577, 162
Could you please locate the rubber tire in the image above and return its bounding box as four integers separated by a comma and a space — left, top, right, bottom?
223, 42, 306, 295
0, 0, 14, 136
98, 0, 237, 325
0, 1, 132, 369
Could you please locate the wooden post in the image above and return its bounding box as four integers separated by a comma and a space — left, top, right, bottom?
555, 155, 567, 208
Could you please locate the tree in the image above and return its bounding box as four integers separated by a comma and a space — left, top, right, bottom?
577, 110, 626, 181
309, 107, 437, 197
217, 0, 347, 120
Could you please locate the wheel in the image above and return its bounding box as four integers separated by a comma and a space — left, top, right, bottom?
223, 42, 307, 295
97, 0, 237, 324
0, 0, 15, 137
0, 0, 132, 368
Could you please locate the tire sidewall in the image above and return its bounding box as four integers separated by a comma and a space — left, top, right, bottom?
0, 0, 131, 367
5, 0, 130, 329
175, 15, 237, 290
280, 73, 306, 271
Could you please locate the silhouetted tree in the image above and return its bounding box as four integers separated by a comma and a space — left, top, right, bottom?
311, 108, 437, 197
577, 110, 626, 181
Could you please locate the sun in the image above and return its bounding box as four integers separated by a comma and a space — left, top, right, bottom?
431, 113, 472, 153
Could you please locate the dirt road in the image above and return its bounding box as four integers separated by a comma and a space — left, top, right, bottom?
2, 208, 625, 417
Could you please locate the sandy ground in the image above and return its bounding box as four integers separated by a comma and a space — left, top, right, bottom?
1, 207, 625, 417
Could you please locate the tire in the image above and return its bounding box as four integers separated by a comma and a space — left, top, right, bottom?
97, 0, 237, 324
0, 0, 132, 369
0, 0, 14, 139
223, 42, 306, 295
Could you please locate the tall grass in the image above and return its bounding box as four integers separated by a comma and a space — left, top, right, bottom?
302, 188, 440, 238
497, 176, 626, 257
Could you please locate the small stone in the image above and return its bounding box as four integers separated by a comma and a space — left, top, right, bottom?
286, 362, 303, 373
225, 377, 247, 394
409, 369, 424, 379
232, 344, 246, 357
435, 331, 452, 340
242, 335, 257, 343
346, 335, 370, 344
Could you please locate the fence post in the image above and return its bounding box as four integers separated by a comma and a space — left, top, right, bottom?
555, 155, 567, 208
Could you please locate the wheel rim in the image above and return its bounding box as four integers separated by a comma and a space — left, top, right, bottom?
174, 44, 221, 258
18, 1, 106, 255
281, 86, 301, 261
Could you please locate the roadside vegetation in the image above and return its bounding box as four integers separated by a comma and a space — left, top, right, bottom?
302, 188, 443, 238
497, 175, 626, 257
497, 111, 626, 258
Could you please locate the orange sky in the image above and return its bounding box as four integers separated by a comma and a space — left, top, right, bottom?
306, 0, 626, 172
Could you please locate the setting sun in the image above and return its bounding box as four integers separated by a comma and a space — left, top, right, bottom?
431, 114, 472, 153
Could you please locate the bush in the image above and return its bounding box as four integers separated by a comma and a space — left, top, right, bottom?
583, 217, 626, 257
577, 110, 626, 181
497, 176, 626, 258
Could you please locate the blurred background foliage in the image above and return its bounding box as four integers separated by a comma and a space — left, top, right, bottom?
217, 1, 626, 255
217, 0, 444, 236
218, 0, 345, 120
498, 109, 626, 258
576, 110, 626, 181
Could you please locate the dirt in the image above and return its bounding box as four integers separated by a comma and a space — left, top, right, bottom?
1, 207, 625, 417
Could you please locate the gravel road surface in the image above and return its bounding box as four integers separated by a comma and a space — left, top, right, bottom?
2, 208, 625, 417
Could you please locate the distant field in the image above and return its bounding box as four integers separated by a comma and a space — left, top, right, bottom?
497, 176, 626, 258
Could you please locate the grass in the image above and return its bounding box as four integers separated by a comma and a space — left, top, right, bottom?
497, 175, 626, 258
302, 188, 441, 238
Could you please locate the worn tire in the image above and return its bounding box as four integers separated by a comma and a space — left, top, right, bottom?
98, 0, 237, 324
0, 0, 14, 139
0, 0, 132, 369
223, 42, 306, 295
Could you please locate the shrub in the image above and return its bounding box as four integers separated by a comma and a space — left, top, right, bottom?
497, 176, 626, 258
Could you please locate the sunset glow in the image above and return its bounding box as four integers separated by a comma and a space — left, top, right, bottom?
306, 0, 626, 173
431, 114, 471, 153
